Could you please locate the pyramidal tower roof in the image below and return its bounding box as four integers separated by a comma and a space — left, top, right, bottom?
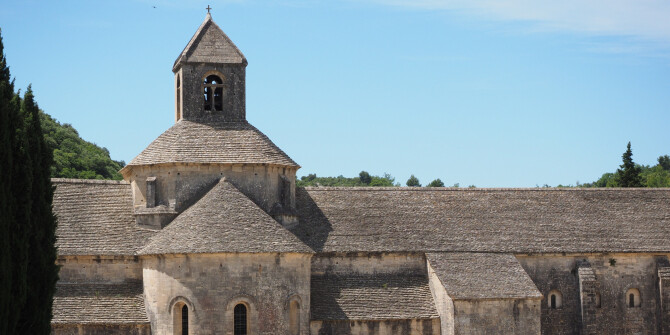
173, 13, 246, 71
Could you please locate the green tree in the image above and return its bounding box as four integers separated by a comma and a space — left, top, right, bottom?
426, 178, 445, 187
659, 155, 670, 171
39, 113, 124, 180
614, 142, 643, 187
17, 87, 59, 333
0, 27, 19, 335
642, 165, 670, 187
359, 171, 372, 185
0, 30, 58, 334
406, 174, 421, 187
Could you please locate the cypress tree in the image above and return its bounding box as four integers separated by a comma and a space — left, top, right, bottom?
17, 86, 59, 333
0, 27, 17, 335
406, 174, 421, 187
10, 87, 32, 334
0, 29, 58, 334
615, 142, 643, 187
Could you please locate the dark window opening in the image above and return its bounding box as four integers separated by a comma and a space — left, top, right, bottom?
176, 75, 182, 120
234, 303, 247, 335
181, 305, 188, 335
203, 75, 224, 112
629, 293, 635, 308
551, 294, 556, 309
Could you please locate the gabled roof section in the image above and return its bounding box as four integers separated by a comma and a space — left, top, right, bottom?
311, 272, 439, 321
139, 178, 313, 255
427, 252, 542, 300
173, 13, 246, 71
122, 120, 298, 174
53, 179, 157, 256
293, 187, 670, 253
52, 281, 148, 325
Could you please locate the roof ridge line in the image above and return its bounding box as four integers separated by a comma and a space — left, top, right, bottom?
301, 186, 670, 192
51, 178, 129, 185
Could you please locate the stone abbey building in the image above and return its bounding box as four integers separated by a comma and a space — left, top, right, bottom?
51, 14, 670, 335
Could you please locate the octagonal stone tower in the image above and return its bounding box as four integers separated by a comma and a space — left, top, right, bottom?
120, 13, 299, 229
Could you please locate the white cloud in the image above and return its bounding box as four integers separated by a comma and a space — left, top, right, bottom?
371, 0, 670, 46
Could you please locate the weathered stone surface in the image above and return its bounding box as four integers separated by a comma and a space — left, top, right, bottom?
426, 252, 542, 300
52, 179, 156, 256
142, 253, 311, 335
293, 187, 670, 253
139, 178, 312, 255
52, 282, 148, 325
519, 254, 666, 335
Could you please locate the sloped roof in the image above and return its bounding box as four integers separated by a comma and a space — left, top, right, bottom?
123, 121, 298, 172
173, 13, 246, 71
427, 252, 542, 300
310, 273, 439, 321
139, 179, 313, 255
293, 187, 670, 253
53, 179, 156, 256
52, 281, 148, 325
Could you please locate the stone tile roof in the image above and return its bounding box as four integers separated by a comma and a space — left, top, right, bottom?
310, 273, 439, 321
293, 187, 670, 253
53, 179, 156, 256
427, 252, 542, 300
173, 13, 246, 70
52, 281, 148, 325
123, 121, 298, 171
139, 179, 313, 255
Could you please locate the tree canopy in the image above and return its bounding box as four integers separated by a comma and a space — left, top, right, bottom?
0, 30, 58, 334
40, 112, 124, 180
614, 142, 643, 187
297, 171, 397, 187
406, 175, 421, 187
582, 143, 669, 188
426, 178, 445, 187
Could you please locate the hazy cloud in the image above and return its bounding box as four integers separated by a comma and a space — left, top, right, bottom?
371, 0, 670, 47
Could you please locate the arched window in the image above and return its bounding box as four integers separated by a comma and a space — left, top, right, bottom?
548, 290, 562, 309
203, 74, 224, 112
234, 303, 248, 335
626, 288, 641, 308
176, 74, 182, 120
173, 302, 189, 335
595, 292, 601, 308
289, 300, 300, 335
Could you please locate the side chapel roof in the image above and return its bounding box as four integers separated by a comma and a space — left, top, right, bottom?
52, 281, 148, 325
427, 252, 542, 300
139, 178, 313, 255
310, 272, 439, 321
173, 13, 246, 71
122, 121, 299, 173
53, 179, 156, 256
293, 187, 670, 254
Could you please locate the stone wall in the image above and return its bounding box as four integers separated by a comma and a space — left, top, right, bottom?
310, 319, 440, 335
452, 299, 541, 335
176, 64, 246, 123
518, 253, 669, 335
51, 324, 150, 335
427, 261, 454, 335
57, 256, 142, 283
129, 163, 297, 217
311, 252, 426, 275
141, 252, 311, 335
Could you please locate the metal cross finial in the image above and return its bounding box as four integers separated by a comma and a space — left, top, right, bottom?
206, 5, 212, 13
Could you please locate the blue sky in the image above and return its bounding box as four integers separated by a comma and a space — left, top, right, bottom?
1, 0, 669, 187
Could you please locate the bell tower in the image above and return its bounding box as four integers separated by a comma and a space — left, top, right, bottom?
121, 13, 300, 229
173, 13, 247, 123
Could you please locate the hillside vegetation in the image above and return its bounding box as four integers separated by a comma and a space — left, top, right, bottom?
40, 112, 124, 180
